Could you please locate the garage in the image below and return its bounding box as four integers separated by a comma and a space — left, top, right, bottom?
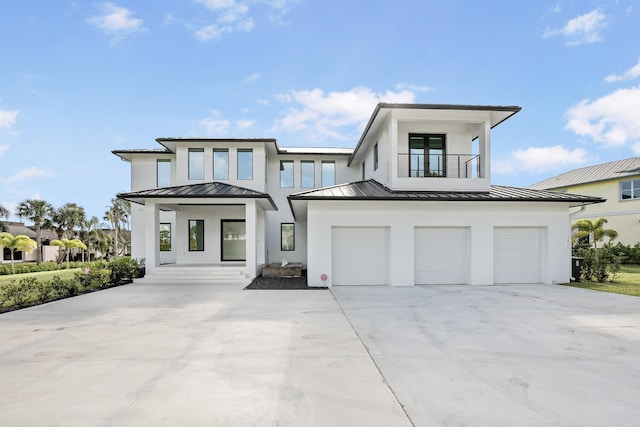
494, 227, 545, 284
414, 227, 469, 285
332, 227, 389, 285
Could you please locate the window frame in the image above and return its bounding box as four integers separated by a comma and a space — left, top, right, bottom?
301, 160, 315, 188
156, 159, 171, 187
408, 133, 446, 178
280, 160, 294, 188
159, 223, 171, 251
321, 160, 336, 187
188, 148, 205, 180
621, 179, 640, 201
374, 143, 379, 171
221, 219, 246, 261
281, 223, 295, 251
237, 149, 253, 180
213, 148, 229, 180
188, 219, 205, 251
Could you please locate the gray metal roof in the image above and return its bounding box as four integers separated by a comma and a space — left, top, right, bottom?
528, 158, 640, 190
117, 182, 277, 209
288, 180, 603, 204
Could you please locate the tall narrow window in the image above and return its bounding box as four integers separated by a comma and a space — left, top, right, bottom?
213, 149, 229, 180
221, 220, 246, 261
409, 134, 446, 177
374, 143, 379, 171
362, 161, 366, 180
157, 159, 171, 187
188, 220, 204, 251
237, 149, 253, 180
188, 148, 205, 180
281, 223, 295, 251
321, 161, 335, 187
280, 160, 294, 187
159, 223, 171, 251
301, 161, 315, 188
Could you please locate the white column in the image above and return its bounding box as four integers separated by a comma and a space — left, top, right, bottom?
144, 201, 160, 274
478, 121, 491, 180
245, 200, 257, 277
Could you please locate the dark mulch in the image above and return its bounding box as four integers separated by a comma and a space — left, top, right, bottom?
244, 270, 325, 290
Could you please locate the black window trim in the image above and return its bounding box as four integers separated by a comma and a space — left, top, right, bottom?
221, 219, 246, 261
409, 133, 446, 178
188, 219, 205, 252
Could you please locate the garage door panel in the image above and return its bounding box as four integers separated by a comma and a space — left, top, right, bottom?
494, 228, 544, 284
415, 227, 468, 285
332, 227, 389, 285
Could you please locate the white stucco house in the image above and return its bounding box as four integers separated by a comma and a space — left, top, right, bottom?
114, 103, 602, 286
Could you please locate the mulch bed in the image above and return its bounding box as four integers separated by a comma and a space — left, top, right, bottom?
244, 270, 326, 290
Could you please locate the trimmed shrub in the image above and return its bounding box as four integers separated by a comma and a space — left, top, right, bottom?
3, 278, 34, 306
75, 268, 111, 290
49, 275, 78, 298
574, 245, 621, 283
108, 257, 141, 285
34, 280, 53, 303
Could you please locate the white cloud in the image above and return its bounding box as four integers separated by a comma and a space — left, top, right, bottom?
194, 24, 229, 41
200, 111, 230, 135
237, 119, 255, 129
566, 86, 640, 148
0, 110, 19, 128
272, 86, 416, 141
605, 58, 640, 83
0, 144, 9, 157
396, 82, 432, 93
4, 167, 50, 184
544, 9, 607, 46
87, 3, 146, 43
245, 72, 261, 83
493, 145, 590, 174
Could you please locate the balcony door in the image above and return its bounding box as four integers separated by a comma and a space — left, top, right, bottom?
409, 134, 446, 177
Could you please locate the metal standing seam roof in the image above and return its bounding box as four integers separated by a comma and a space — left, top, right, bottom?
528, 158, 640, 190
117, 182, 277, 209
288, 180, 604, 204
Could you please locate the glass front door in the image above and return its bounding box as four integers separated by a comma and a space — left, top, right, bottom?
221, 220, 246, 261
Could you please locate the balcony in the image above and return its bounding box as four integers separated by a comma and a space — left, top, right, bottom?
397, 154, 480, 179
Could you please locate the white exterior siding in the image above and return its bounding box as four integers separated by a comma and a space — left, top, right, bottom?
493, 227, 545, 284
332, 227, 389, 285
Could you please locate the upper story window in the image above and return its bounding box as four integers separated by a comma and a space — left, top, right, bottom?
374, 143, 379, 171
213, 149, 229, 180
621, 179, 640, 200
301, 161, 315, 188
321, 161, 335, 187
409, 134, 446, 177
157, 159, 171, 187
280, 160, 294, 188
362, 161, 366, 181
237, 149, 253, 180
188, 148, 205, 180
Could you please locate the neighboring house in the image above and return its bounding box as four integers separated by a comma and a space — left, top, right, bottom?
114, 103, 602, 286
1, 222, 58, 264
529, 158, 640, 246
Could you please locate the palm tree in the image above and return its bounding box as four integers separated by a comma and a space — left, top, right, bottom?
50, 238, 87, 267
572, 218, 618, 249
104, 198, 130, 259
0, 232, 37, 274
0, 204, 9, 232
82, 216, 109, 261
17, 199, 54, 265
50, 203, 86, 263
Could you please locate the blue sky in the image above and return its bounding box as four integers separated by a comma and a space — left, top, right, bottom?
1, 0, 640, 222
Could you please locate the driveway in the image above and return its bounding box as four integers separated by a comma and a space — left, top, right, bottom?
0, 283, 639, 426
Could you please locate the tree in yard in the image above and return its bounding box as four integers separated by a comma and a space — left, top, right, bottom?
49, 203, 86, 263
16, 199, 54, 265
104, 198, 130, 259
81, 216, 110, 261
50, 238, 87, 267
0, 232, 37, 274
572, 218, 618, 249
0, 204, 10, 232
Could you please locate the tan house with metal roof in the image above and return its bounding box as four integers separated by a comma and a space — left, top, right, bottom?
529, 158, 640, 245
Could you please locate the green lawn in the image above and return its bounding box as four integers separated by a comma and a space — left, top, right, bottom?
0, 269, 81, 287
562, 264, 640, 297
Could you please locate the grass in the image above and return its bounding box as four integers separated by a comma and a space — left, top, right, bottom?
562, 264, 640, 297
0, 269, 81, 287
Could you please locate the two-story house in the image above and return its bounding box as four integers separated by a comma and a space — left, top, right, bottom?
114, 103, 602, 286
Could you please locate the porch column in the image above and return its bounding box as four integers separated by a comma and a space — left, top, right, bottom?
144, 201, 160, 274
245, 200, 257, 277
478, 120, 491, 179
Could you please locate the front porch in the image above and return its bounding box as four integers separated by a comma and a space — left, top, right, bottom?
135, 263, 251, 285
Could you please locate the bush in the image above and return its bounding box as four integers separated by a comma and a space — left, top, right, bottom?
75, 268, 111, 290
574, 245, 621, 283
107, 257, 141, 285
34, 280, 53, 303
49, 275, 78, 298
3, 278, 35, 306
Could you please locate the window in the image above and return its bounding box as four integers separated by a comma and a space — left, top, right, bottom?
213, 149, 229, 180
321, 161, 335, 187
362, 161, 366, 181
281, 223, 295, 251
157, 159, 171, 187
280, 160, 294, 188
409, 134, 446, 177
621, 179, 640, 200
237, 149, 253, 180
188, 148, 205, 180
374, 143, 379, 171
221, 220, 246, 261
188, 220, 204, 251
301, 161, 315, 188
159, 223, 171, 251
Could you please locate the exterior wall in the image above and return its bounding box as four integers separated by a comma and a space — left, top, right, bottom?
563, 179, 640, 245
306, 200, 571, 287
130, 153, 175, 191
264, 153, 360, 267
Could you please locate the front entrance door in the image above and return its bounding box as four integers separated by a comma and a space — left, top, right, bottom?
221, 220, 246, 261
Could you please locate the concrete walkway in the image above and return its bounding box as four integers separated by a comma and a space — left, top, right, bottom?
0, 283, 639, 426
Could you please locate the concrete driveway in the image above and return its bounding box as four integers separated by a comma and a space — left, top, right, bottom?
0, 283, 639, 426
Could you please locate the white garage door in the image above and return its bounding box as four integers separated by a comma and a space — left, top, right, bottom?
494, 227, 544, 284
415, 227, 469, 284
332, 227, 389, 285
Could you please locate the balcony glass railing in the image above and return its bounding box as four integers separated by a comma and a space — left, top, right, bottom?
397, 154, 480, 178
